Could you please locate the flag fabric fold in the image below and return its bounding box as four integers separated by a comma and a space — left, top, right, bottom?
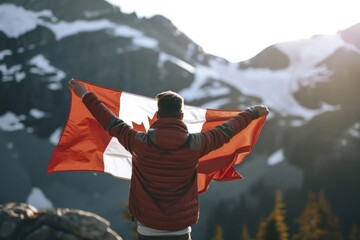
48, 81, 266, 193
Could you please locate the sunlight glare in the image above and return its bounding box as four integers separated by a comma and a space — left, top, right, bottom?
106, 0, 360, 62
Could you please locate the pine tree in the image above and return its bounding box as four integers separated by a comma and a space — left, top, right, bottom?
241, 224, 251, 240
256, 190, 288, 240
293, 191, 342, 240
211, 225, 224, 240
317, 190, 342, 240
348, 224, 358, 240
293, 192, 324, 240
272, 190, 288, 240
256, 218, 267, 240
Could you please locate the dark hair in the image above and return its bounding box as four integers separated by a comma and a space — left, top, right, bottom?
156, 90, 183, 118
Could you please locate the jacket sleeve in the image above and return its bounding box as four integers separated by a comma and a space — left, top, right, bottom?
82, 92, 137, 152
198, 111, 255, 157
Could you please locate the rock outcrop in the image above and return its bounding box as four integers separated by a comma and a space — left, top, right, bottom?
0, 202, 123, 240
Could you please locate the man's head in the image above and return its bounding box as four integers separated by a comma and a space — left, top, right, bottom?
156, 90, 184, 119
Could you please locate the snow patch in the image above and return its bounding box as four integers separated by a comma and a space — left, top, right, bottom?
158, 52, 195, 73
180, 64, 218, 101
26, 187, 53, 209
184, 43, 196, 60
47, 82, 62, 90
203, 98, 230, 109
347, 122, 360, 139
0, 64, 26, 82
180, 34, 346, 122
110, 24, 142, 37
267, 149, 285, 166
0, 112, 25, 131
29, 109, 46, 119
276, 34, 357, 67
0, 49, 12, 60
49, 128, 62, 145
132, 36, 158, 49
43, 19, 113, 40
0, 4, 53, 38
110, 25, 158, 49
28, 54, 66, 82
0, 4, 157, 51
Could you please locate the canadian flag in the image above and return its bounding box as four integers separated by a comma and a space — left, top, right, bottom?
48, 81, 266, 193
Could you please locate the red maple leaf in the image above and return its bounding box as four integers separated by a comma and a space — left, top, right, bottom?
132, 113, 157, 132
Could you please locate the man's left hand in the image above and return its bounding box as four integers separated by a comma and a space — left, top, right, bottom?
68, 79, 88, 99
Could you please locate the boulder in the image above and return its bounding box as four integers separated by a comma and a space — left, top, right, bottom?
0, 202, 123, 240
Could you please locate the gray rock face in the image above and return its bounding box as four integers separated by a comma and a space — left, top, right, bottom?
0, 202, 123, 240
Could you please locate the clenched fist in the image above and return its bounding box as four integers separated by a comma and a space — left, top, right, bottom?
68, 79, 89, 99
252, 105, 269, 117
246, 105, 269, 118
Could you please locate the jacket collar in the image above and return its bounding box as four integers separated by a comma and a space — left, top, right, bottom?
149, 118, 189, 150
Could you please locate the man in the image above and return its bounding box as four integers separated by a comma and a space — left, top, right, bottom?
68, 79, 269, 240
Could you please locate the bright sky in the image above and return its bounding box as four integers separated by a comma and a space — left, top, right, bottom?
106, 0, 359, 62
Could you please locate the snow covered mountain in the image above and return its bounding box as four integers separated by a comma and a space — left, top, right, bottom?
1, 1, 359, 239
